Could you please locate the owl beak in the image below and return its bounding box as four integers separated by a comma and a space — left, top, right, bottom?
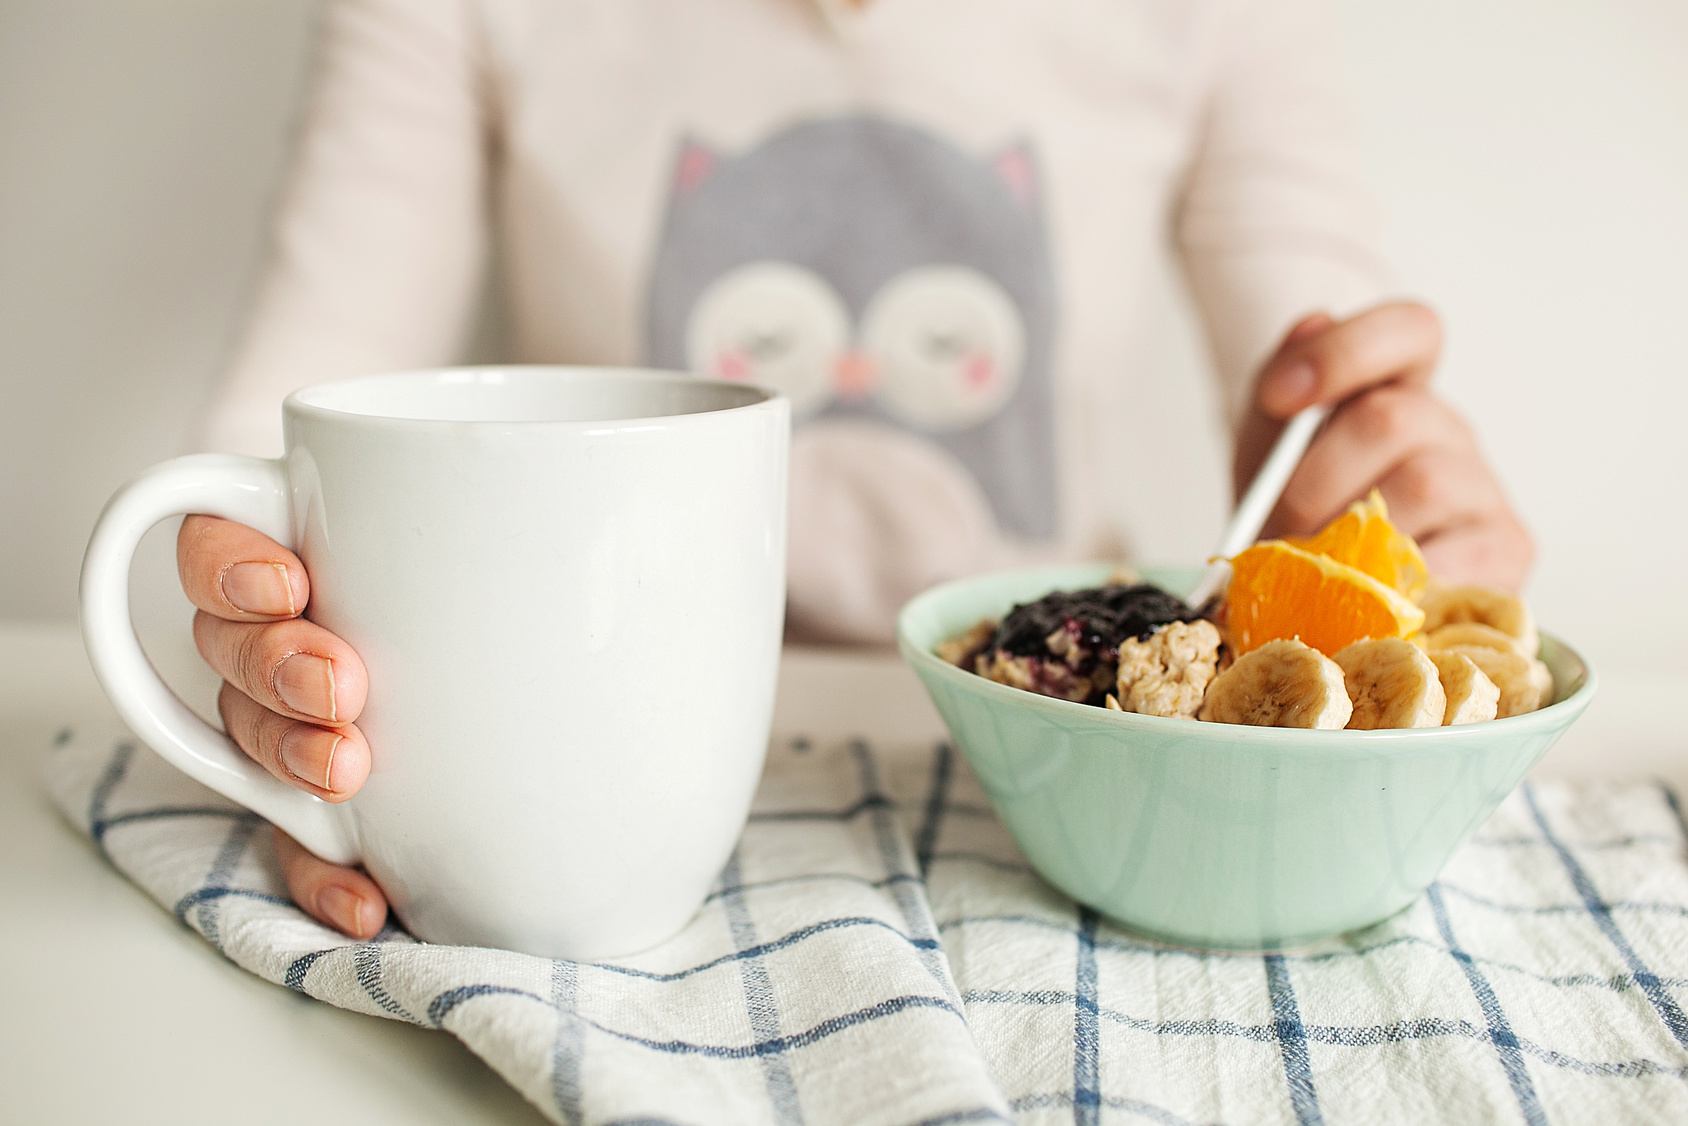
832, 351, 879, 400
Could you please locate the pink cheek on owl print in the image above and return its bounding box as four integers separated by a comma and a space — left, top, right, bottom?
963, 353, 995, 393
715, 350, 750, 381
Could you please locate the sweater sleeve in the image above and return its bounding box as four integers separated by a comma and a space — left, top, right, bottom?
198, 0, 490, 456
1176, 0, 1398, 430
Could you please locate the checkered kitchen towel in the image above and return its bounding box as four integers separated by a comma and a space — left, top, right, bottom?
45, 722, 1688, 1125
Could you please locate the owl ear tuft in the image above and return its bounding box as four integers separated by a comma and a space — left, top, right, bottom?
672, 138, 720, 198
988, 142, 1039, 207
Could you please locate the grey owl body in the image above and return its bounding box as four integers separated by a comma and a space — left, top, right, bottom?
644, 115, 1058, 540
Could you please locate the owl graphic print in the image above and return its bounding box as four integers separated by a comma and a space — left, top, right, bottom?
644, 116, 1058, 568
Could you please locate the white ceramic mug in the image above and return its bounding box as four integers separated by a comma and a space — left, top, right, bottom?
81, 367, 789, 958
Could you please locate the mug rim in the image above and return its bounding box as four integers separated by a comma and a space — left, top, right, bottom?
284, 365, 782, 430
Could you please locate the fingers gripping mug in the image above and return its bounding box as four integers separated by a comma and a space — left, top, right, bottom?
81, 368, 789, 958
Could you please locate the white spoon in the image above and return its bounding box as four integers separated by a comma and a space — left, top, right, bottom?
1184, 404, 1329, 610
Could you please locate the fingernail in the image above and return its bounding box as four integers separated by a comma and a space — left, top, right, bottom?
279, 727, 344, 793
1268, 360, 1316, 411
275, 653, 337, 721
317, 885, 371, 936
223, 561, 296, 616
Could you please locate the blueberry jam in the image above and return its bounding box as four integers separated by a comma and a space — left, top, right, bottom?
987, 584, 1198, 659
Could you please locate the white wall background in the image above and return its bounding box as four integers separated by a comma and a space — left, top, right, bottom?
2, 0, 1684, 758
0, 0, 321, 614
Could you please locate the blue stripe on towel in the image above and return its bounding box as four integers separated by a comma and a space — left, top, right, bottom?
583, 915, 942, 984
285, 949, 336, 992
1264, 954, 1323, 1126
943, 913, 1688, 993
178, 814, 261, 948
427, 985, 961, 1057
910, 1109, 1013, 1125
703, 871, 923, 907
98, 806, 251, 833
1524, 783, 1688, 1050
962, 986, 1688, 1079
1659, 783, 1688, 844
1072, 907, 1100, 1126
1470, 833, 1678, 851
174, 885, 292, 917
1426, 882, 1548, 1126
915, 743, 954, 876
356, 943, 420, 1024
1437, 882, 1688, 920
748, 794, 893, 822
851, 741, 955, 999
928, 852, 1036, 876
721, 850, 805, 1125
551, 958, 584, 1126
87, 741, 135, 849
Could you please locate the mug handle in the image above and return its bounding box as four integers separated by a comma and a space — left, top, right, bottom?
79, 453, 360, 865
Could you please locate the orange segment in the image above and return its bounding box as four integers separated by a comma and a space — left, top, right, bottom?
1227, 541, 1425, 657
1287, 490, 1429, 602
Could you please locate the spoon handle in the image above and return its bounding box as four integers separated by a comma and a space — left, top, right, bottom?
1185, 404, 1329, 609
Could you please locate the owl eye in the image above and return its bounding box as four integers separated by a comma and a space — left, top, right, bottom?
741, 330, 794, 362
684, 261, 848, 419
860, 266, 1025, 432
920, 331, 967, 363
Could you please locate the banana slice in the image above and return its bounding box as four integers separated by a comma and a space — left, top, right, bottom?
1198, 638, 1352, 729
1437, 644, 1549, 718
1422, 621, 1532, 660
1420, 586, 1538, 658
1333, 638, 1446, 729
1429, 651, 1499, 725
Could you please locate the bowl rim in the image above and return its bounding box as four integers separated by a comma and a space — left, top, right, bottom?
896, 561, 1597, 756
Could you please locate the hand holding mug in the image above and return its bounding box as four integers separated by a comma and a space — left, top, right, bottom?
176, 513, 385, 937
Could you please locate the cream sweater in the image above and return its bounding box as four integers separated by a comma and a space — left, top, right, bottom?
204, 0, 1394, 642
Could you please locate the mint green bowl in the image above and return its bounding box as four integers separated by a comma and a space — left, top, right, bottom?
897, 563, 1597, 949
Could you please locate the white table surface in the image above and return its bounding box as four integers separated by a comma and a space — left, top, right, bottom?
2, 620, 1681, 1124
